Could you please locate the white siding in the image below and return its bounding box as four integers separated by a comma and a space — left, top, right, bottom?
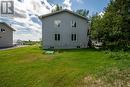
41, 12, 89, 49
0, 24, 13, 47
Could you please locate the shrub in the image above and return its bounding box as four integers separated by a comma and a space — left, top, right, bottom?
104, 40, 129, 51
107, 51, 130, 60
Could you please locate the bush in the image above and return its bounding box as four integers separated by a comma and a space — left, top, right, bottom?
104, 41, 129, 51
107, 51, 130, 60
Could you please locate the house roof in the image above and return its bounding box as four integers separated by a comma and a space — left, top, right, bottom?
39, 9, 88, 21
0, 22, 15, 31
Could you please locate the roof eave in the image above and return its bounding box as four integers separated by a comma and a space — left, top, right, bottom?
0, 22, 16, 31
39, 9, 88, 22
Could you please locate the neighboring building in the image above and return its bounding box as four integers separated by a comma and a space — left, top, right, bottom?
0, 22, 15, 48
39, 9, 89, 49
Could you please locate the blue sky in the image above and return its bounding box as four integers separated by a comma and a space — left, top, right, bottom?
48, 0, 110, 15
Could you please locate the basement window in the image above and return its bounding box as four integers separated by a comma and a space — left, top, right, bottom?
77, 46, 80, 48
50, 46, 54, 49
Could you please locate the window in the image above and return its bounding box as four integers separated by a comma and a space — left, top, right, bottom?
77, 46, 80, 48
54, 20, 61, 27
55, 34, 60, 41
71, 21, 77, 27
71, 34, 76, 41
50, 46, 54, 49
0, 29, 5, 32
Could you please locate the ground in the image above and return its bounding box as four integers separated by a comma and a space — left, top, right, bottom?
0, 46, 130, 87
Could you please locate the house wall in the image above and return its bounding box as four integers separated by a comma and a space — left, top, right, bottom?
41, 12, 89, 49
0, 24, 13, 48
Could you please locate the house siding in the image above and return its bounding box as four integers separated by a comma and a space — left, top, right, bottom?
0, 24, 13, 48
41, 12, 89, 49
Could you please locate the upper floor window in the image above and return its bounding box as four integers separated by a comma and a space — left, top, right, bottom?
0, 29, 5, 32
54, 20, 61, 27
71, 34, 76, 41
55, 34, 60, 41
71, 21, 77, 28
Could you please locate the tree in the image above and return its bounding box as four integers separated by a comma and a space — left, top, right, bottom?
91, 0, 130, 50
76, 9, 89, 17
90, 14, 104, 42
52, 4, 62, 12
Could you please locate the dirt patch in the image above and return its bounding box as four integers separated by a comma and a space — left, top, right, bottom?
78, 75, 110, 87
78, 68, 130, 87
100, 68, 130, 87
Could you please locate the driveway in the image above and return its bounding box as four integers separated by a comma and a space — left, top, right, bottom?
0, 45, 28, 50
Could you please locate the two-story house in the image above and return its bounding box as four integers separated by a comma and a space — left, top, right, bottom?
39, 9, 89, 49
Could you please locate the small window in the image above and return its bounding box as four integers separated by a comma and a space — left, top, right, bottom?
71, 21, 77, 27
50, 46, 54, 49
55, 34, 60, 41
54, 20, 61, 27
71, 34, 76, 41
0, 29, 5, 32
77, 46, 80, 48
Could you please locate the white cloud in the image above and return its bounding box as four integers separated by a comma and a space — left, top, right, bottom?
0, 0, 52, 41
63, 0, 72, 10
14, 0, 51, 16
13, 33, 41, 41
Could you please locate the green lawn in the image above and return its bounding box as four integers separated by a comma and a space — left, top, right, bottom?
0, 46, 130, 87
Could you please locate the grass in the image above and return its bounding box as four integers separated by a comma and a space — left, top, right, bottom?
0, 46, 130, 87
